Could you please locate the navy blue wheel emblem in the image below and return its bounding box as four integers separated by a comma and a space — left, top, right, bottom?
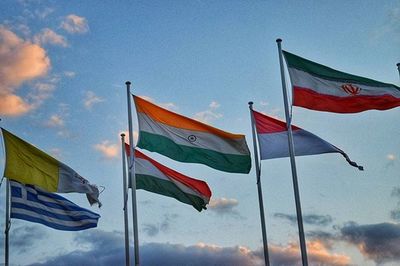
188, 135, 197, 142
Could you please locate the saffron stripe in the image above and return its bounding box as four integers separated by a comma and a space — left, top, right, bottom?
134, 95, 244, 139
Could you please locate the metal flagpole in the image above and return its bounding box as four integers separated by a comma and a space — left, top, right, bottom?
397, 63, 400, 79
120, 133, 130, 266
5, 178, 10, 266
125, 81, 139, 266
248, 102, 270, 266
276, 38, 308, 266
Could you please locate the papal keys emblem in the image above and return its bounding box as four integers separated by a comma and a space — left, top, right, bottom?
341, 84, 361, 95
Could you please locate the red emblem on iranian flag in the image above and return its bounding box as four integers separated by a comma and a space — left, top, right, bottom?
341, 84, 361, 95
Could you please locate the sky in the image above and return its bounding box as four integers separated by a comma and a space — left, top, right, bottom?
0, 0, 399, 265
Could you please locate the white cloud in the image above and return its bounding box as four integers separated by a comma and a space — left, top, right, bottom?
34, 28, 67, 47
387, 154, 396, 161
45, 114, 64, 128
193, 101, 223, 124
61, 14, 89, 34
0, 26, 51, 116
94, 141, 119, 160
83, 91, 104, 110
63, 71, 75, 78
138, 95, 178, 111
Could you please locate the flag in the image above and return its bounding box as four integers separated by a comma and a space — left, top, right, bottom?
283, 50, 400, 113
126, 145, 211, 211
1, 128, 101, 206
134, 96, 251, 173
10, 181, 100, 231
252, 110, 363, 170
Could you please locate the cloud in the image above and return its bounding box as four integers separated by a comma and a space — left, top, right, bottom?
28, 230, 350, 266
340, 222, 400, 264
372, 6, 400, 42
274, 213, 333, 227
63, 71, 75, 78
142, 214, 179, 237
10, 225, 47, 254
193, 101, 223, 124
268, 240, 351, 266
387, 154, 396, 161
83, 91, 104, 110
34, 28, 67, 47
0, 26, 51, 116
208, 198, 240, 217
390, 187, 400, 221
138, 95, 178, 111
94, 140, 119, 159
45, 114, 64, 127
61, 14, 89, 34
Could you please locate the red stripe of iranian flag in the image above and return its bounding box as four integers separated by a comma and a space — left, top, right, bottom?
283, 50, 400, 113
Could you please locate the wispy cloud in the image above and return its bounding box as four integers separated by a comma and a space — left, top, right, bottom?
94, 140, 119, 160
208, 198, 240, 218
83, 91, 104, 110
61, 14, 89, 34
142, 214, 179, 237
10, 225, 46, 254
138, 95, 178, 111
274, 213, 333, 227
45, 114, 64, 128
0, 26, 51, 116
371, 6, 400, 42
34, 28, 67, 47
193, 101, 223, 124
63, 71, 75, 78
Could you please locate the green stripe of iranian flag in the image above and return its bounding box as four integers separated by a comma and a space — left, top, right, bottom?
134, 96, 251, 173
128, 147, 211, 212
283, 50, 400, 113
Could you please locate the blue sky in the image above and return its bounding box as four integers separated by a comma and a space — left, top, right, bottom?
0, 0, 399, 265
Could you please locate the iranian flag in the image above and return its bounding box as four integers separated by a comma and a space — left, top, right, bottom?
252, 110, 363, 170
283, 50, 400, 113
126, 146, 211, 212
134, 95, 251, 173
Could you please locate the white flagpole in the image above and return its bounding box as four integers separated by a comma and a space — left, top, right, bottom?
276, 39, 308, 266
120, 133, 130, 266
125, 81, 139, 266
5, 178, 10, 266
248, 102, 270, 266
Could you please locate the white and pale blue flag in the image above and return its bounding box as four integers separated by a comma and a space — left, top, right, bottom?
10, 181, 100, 231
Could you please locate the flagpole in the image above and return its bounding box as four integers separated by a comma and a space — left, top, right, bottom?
5, 178, 10, 266
125, 81, 139, 266
397, 63, 400, 79
248, 102, 270, 266
121, 134, 130, 266
276, 38, 308, 266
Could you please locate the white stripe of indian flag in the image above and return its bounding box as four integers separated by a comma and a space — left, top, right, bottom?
134, 149, 211, 212
134, 96, 251, 173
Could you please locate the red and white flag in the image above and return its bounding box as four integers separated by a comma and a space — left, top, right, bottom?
283, 50, 400, 113
252, 110, 363, 170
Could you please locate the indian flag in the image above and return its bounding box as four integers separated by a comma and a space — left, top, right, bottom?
1, 128, 101, 206
127, 146, 211, 212
283, 50, 400, 113
134, 96, 251, 173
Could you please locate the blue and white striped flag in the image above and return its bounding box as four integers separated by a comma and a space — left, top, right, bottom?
10, 181, 100, 231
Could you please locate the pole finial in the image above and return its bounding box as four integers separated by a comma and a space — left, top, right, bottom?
248, 101, 254, 106
121, 133, 125, 137
397, 63, 400, 67
125, 81, 131, 85
276, 38, 282, 43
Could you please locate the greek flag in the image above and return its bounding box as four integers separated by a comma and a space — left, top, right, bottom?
10, 181, 100, 231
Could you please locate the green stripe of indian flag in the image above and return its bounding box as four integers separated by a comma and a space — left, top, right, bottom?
135, 156, 210, 211
138, 112, 249, 155
288, 67, 400, 97
137, 113, 251, 173
283, 50, 400, 89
